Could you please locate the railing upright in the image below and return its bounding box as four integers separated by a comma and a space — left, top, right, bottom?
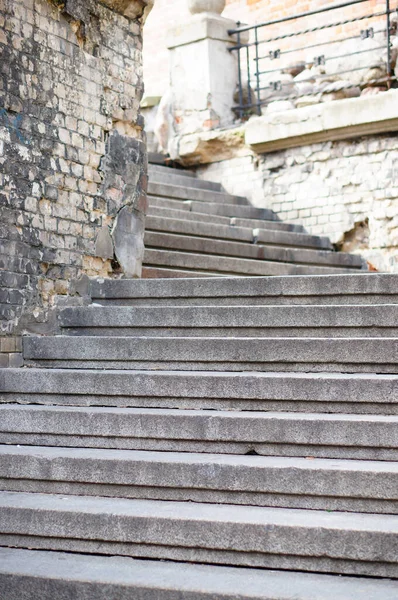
228, 0, 398, 118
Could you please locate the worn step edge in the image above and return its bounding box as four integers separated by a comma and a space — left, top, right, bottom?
144, 231, 362, 269
23, 336, 398, 365
148, 170, 222, 192
148, 181, 249, 206
147, 204, 305, 233
145, 215, 332, 250
1, 548, 397, 600
58, 305, 398, 331
1, 446, 397, 513
1, 369, 397, 415
1, 406, 398, 460
0, 492, 397, 577
90, 274, 398, 300
149, 196, 274, 220
142, 267, 225, 278
144, 249, 356, 276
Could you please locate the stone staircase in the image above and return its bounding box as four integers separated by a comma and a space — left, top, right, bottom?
1, 273, 398, 598
143, 159, 367, 278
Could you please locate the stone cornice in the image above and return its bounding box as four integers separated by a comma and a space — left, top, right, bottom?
245, 90, 398, 154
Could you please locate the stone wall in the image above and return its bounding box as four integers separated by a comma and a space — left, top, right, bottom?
0, 0, 151, 366
196, 132, 398, 273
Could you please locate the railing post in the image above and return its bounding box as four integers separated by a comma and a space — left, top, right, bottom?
386, 0, 392, 88
236, 23, 244, 120
254, 27, 261, 116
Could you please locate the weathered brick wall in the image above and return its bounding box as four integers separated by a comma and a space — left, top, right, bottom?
196, 132, 398, 272
0, 0, 150, 366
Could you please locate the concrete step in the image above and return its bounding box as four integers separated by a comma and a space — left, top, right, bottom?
145, 215, 332, 250
2, 405, 397, 460
144, 232, 362, 269
2, 369, 397, 415
90, 274, 398, 306
1, 445, 397, 513
149, 195, 276, 220
148, 204, 306, 233
2, 548, 397, 600
149, 166, 222, 192
23, 335, 398, 373
59, 304, 398, 338
148, 182, 249, 206
0, 491, 397, 577
144, 249, 355, 276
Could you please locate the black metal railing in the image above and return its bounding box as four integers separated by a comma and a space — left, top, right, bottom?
229, 0, 398, 118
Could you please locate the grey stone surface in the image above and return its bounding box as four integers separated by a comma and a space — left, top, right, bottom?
146, 215, 255, 243
144, 231, 362, 268
148, 181, 248, 206
254, 228, 332, 250
149, 167, 222, 191
0, 492, 397, 577
233, 216, 305, 232
148, 204, 305, 233
2, 548, 397, 600
142, 267, 220, 279
58, 304, 398, 338
148, 196, 275, 220
144, 249, 354, 277
2, 369, 397, 414
1, 406, 397, 460
95, 227, 114, 260
22, 335, 398, 373
188, 200, 284, 220
1, 446, 397, 513
112, 205, 146, 279
90, 273, 398, 301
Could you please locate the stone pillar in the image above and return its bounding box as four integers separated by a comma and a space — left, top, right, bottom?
166, 0, 242, 140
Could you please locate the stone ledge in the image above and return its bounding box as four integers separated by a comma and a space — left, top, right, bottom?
169, 127, 249, 166
245, 90, 398, 154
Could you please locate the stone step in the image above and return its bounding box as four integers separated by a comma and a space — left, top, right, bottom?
58, 304, 398, 338
144, 249, 355, 277
233, 216, 306, 232
149, 166, 222, 192
148, 162, 196, 177
1, 405, 397, 460
90, 274, 398, 306
144, 232, 362, 269
148, 195, 275, 220
142, 266, 222, 278
148, 182, 248, 206
148, 152, 169, 166
2, 548, 397, 600
146, 216, 333, 250
23, 335, 398, 373
2, 369, 397, 415
0, 491, 397, 577
1, 446, 397, 513
148, 204, 306, 233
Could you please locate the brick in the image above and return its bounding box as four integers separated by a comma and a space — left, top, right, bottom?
1, 337, 16, 353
